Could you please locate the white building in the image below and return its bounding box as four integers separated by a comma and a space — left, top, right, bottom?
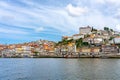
110, 37, 120, 44
72, 34, 84, 40
79, 26, 92, 34
114, 31, 120, 35
97, 30, 109, 36
83, 37, 92, 43
67, 37, 73, 40
83, 37, 103, 45
62, 36, 72, 40
93, 37, 103, 44
22, 46, 31, 51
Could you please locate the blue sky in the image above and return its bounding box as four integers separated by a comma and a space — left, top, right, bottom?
0, 0, 120, 44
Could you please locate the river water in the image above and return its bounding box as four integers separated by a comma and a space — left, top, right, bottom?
0, 58, 120, 80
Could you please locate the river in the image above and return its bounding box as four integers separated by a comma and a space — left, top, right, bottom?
0, 58, 120, 80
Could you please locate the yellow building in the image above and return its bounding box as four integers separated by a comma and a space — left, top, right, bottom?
81, 48, 91, 53
68, 42, 74, 47
92, 47, 100, 53
90, 34, 95, 38
15, 48, 23, 53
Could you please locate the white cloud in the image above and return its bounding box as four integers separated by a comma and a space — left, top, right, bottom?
0, 28, 28, 34
35, 27, 44, 32
92, 0, 120, 4
66, 4, 88, 17
0, 0, 120, 42
96, 0, 105, 4
114, 9, 120, 19
107, 0, 120, 4
115, 24, 120, 31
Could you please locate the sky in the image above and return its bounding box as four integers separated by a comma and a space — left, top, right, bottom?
0, 0, 120, 44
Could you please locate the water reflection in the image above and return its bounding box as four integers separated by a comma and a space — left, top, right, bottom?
0, 58, 120, 80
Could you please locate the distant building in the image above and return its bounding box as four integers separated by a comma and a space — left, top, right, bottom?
62, 36, 72, 40
83, 37, 93, 44
114, 31, 120, 36
93, 37, 103, 44
83, 37, 103, 45
101, 45, 118, 53
79, 47, 100, 55
110, 36, 120, 44
8, 44, 16, 49
97, 30, 109, 36
67, 37, 73, 40
79, 26, 92, 34
72, 34, 84, 40
0, 44, 6, 51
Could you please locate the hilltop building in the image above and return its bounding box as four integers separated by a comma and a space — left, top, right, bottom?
79, 26, 92, 34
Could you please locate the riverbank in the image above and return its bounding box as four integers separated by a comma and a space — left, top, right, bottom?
1, 55, 120, 58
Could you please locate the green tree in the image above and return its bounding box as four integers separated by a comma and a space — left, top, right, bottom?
92, 27, 97, 32
75, 38, 90, 48
118, 45, 120, 48
84, 34, 90, 38
62, 39, 69, 45
67, 39, 74, 43
75, 38, 83, 48
104, 27, 109, 31
109, 37, 114, 41
82, 42, 89, 46
34, 51, 39, 56
110, 29, 113, 32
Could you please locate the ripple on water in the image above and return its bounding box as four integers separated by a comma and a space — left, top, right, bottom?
1, 58, 120, 80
